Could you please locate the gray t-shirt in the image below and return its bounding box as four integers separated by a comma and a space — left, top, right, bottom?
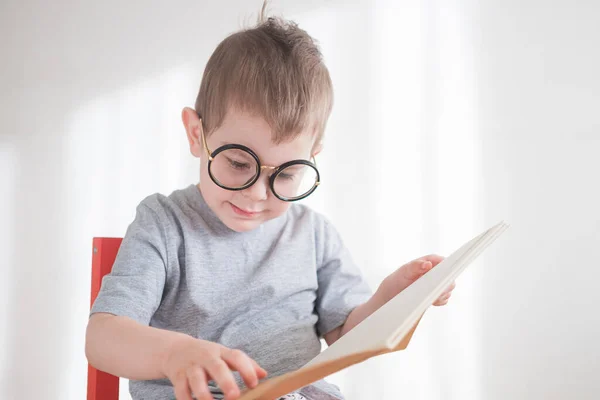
90, 184, 372, 400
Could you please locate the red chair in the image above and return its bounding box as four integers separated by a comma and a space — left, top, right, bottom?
88, 237, 122, 400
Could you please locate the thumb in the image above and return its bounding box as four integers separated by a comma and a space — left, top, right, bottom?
403, 259, 432, 281
387, 259, 433, 294
421, 260, 433, 272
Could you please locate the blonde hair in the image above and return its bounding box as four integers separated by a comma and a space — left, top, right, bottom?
195, 2, 333, 146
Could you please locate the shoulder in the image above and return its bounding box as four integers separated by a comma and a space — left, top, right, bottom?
285, 203, 340, 243
136, 184, 197, 220
127, 185, 202, 241
286, 203, 326, 227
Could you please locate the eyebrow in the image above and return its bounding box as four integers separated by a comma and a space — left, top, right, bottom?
217, 140, 309, 166
280, 164, 304, 171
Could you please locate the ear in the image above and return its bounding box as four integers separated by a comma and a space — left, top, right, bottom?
312, 141, 324, 157
182, 107, 204, 158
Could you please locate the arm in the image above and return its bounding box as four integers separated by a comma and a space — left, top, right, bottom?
323, 288, 387, 346
324, 255, 455, 346
86, 203, 266, 398
85, 312, 188, 380
86, 312, 267, 399
315, 217, 376, 346
85, 203, 172, 379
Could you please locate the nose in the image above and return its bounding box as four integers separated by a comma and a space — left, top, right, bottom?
241, 170, 269, 201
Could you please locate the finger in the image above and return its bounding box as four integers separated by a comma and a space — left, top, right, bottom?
419, 254, 445, 266
434, 299, 449, 306
439, 282, 456, 297
406, 255, 445, 279
401, 259, 432, 282
172, 370, 194, 400
250, 358, 268, 380
446, 281, 457, 292
434, 293, 451, 306
222, 349, 260, 388
387, 259, 432, 295
389, 255, 446, 294
205, 359, 240, 400
438, 292, 452, 302
187, 367, 212, 400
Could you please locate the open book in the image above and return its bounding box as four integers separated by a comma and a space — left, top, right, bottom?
238, 221, 510, 400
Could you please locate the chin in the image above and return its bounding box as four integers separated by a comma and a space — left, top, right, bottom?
218, 208, 265, 232
224, 218, 263, 232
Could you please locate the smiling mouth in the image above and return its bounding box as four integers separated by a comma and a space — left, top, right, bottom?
229, 202, 263, 217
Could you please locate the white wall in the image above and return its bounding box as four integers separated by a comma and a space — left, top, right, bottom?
473, 1, 600, 398
1, 1, 598, 399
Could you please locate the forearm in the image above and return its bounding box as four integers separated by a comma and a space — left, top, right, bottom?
339, 289, 389, 337
85, 313, 189, 380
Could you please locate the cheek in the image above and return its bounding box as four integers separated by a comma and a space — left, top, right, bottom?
199, 163, 232, 202
267, 197, 291, 217
198, 160, 210, 184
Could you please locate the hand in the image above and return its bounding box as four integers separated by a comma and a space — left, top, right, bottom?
379, 254, 456, 306
163, 336, 268, 400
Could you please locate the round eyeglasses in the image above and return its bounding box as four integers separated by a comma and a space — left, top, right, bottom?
200, 126, 320, 202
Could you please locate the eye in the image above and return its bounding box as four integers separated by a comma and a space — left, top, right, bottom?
277, 172, 295, 181
226, 157, 251, 170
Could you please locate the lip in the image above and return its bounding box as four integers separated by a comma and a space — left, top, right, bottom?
229, 202, 263, 218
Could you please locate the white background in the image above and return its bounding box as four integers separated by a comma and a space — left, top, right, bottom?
1, 0, 598, 399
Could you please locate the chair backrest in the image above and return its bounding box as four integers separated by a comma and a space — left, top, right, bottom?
88, 237, 123, 400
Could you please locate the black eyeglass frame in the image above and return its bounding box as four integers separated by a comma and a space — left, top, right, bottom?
200, 123, 321, 202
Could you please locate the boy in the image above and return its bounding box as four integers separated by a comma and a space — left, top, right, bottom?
85, 5, 455, 400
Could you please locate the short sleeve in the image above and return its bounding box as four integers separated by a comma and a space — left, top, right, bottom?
90, 203, 167, 326
315, 217, 373, 337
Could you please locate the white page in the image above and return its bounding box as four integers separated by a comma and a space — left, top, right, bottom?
303, 221, 509, 368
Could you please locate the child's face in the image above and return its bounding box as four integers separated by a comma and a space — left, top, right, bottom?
183, 107, 319, 232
